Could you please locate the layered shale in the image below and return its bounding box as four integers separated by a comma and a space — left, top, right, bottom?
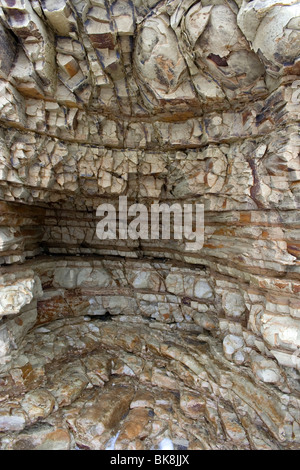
0, 0, 299, 450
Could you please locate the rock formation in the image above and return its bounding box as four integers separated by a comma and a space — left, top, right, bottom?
0, 0, 299, 450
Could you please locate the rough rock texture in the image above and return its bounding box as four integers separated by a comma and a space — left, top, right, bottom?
0, 0, 299, 450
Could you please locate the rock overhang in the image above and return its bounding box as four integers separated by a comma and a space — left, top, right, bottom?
0, 0, 299, 451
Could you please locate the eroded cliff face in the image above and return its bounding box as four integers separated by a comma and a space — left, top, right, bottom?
0, 0, 299, 450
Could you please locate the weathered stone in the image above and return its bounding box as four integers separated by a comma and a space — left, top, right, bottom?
0, 274, 42, 317
21, 389, 56, 422
115, 408, 151, 446
219, 408, 250, 447
75, 384, 134, 443
179, 391, 206, 419
250, 352, 283, 385
1, 423, 71, 450
223, 334, 245, 363
0, 0, 299, 451
0, 408, 26, 432
130, 390, 155, 409
49, 362, 89, 407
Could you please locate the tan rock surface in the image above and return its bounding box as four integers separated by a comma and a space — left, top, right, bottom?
0, 0, 299, 451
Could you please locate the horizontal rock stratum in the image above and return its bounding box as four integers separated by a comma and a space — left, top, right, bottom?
0, 0, 299, 451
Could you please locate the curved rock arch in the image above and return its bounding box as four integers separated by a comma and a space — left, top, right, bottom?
0, 0, 299, 450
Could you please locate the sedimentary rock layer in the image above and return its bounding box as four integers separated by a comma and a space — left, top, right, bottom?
0, 0, 299, 450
